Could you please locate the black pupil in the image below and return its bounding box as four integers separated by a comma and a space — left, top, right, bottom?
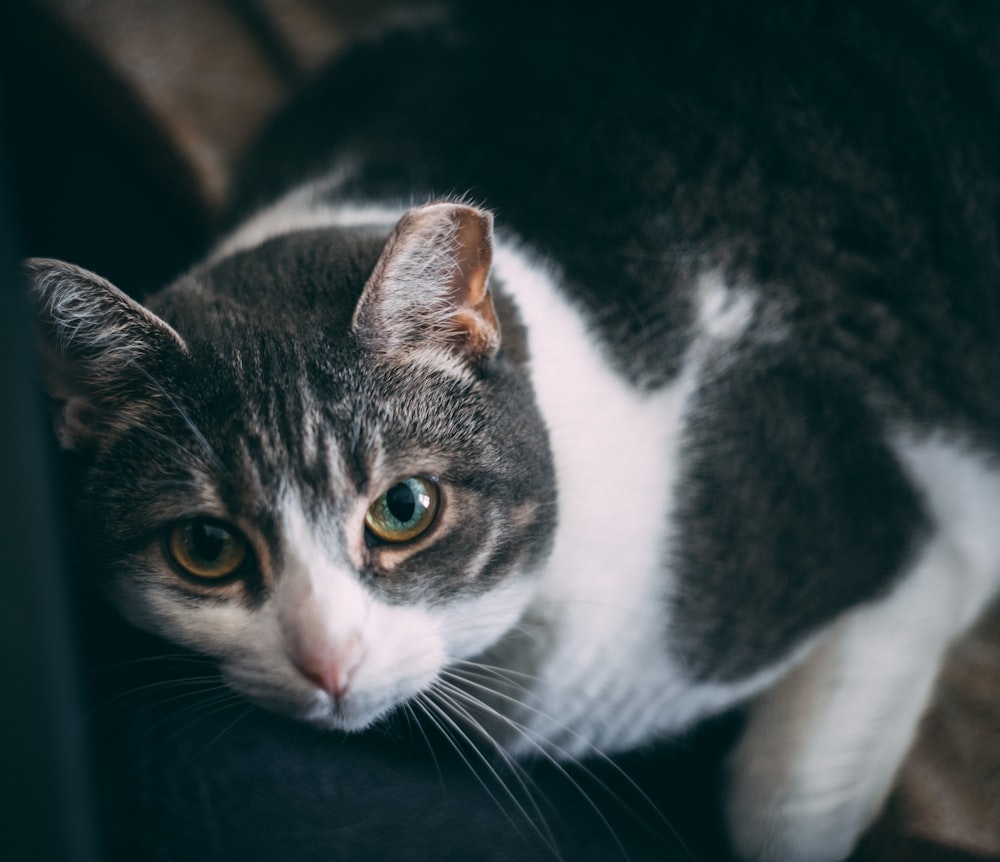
386, 483, 417, 524
191, 522, 227, 562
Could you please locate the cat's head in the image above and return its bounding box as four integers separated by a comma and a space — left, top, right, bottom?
29, 202, 556, 731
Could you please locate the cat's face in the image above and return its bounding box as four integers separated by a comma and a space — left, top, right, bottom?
31, 203, 556, 731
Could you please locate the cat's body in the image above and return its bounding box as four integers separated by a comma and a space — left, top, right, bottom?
30, 3, 1000, 861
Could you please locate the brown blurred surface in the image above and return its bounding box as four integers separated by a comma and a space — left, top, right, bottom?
865, 601, 1000, 859
12, 0, 379, 218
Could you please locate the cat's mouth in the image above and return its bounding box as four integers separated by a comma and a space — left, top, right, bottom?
299, 693, 393, 733
221, 665, 419, 733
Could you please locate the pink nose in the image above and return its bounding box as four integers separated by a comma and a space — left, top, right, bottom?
295, 635, 365, 699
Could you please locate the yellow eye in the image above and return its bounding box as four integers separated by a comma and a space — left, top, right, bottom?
365, 477, 440, 544
167, 518, 248, 581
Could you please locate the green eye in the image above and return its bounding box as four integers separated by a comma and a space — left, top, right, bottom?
365, 477, 440, 544
167, 517, 248, 580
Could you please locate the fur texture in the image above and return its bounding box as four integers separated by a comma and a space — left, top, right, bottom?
29, 3, 1000, 860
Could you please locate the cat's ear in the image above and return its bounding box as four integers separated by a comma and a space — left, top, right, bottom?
352, 202, 501, 362
26, 258, 188, 450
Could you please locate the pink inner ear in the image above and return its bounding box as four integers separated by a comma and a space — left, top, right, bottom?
60, 397, 101, 450
449, 206, 493, 301
352, 202, 502, 361
445, 206, 500, 355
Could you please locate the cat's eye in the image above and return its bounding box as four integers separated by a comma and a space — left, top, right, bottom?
167, 517, 248, 581
365, 477, 440, 544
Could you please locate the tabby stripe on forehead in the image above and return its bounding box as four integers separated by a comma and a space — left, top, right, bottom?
464, 514, 501, 584
296, 402, 340, 500
341, 412, 375, 495
296, 380, 323, 469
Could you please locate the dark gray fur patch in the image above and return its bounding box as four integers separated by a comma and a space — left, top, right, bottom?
670, 348, 928, 681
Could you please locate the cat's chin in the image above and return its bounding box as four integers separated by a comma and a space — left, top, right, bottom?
299, 701, 393, 734
219, 672, 398, 733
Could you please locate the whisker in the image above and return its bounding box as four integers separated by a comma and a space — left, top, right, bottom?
412, 695, 519, 821
416, 691, 562, 859
402, 701, 446, 794
84, 674, 225, 722
130, 426, 210, 475
427, 684, 563, 858
435, 677, 634, 862
436, 680, 558, 855
150, 689, 249, 757
451, 658, 545, 688
440, 671, 696, 861
93, 653, 218, 671
191, 702, 258, 758
132, 361, 226, 474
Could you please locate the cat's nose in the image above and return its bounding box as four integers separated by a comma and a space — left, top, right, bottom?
294, 633, 366, 699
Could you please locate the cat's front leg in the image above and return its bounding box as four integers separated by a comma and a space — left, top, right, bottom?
725, 536, 969, 862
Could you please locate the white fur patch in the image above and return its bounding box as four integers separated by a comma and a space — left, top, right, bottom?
893, 432, 1000, 625
696, 269, 756, 342
206, 495, 537, 733
210, 170, 402, 263
486, 244, 785, 757
255, 499, 447, 730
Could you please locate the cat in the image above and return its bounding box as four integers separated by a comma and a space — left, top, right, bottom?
28, 1, 1000, 860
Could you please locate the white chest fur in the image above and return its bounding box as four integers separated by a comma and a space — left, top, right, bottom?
489, 246, 790, 756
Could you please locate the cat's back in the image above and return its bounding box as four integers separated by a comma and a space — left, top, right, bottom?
230, 0, 1000, 422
